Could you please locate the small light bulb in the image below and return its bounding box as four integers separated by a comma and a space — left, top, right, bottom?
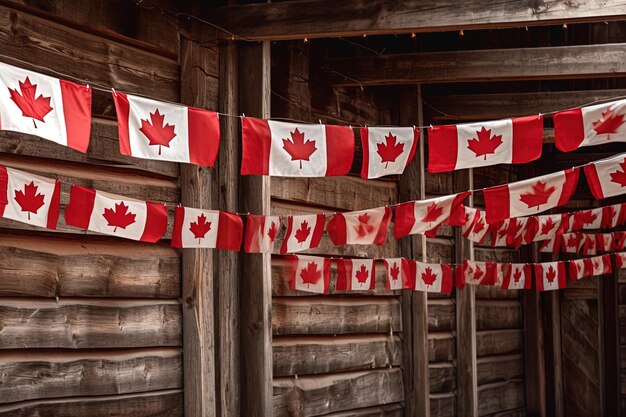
304, 37, 308, 43
563, 23, 568, 29
410, 32, 416, 38
459, 29, 464, 36
362, 33, 367, 38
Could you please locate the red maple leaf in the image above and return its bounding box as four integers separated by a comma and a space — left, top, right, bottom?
473, 265, 484, 281
592, 108, 625, 136
610, 158, 626, 188
294, 220, 311, 243
102, 201, 136, 232
572, 210, 598, 230
267, 221, 278, 242
467, 126, 503, 160
9, 77, 53, 128
473, 217, 486, 233
545, 266, 556, 283
566, 234, 580, 248
376, 132, 404, 168
390, 262, 400, 281
189, 214, 211, 242
300, 262, 322, 286
513, 268, 522, 283
421, 202, 444, 223
541, 217, 556, 235
355, 213, 375, 237
282, 128, 317, 169
355, 264, 370, 284
519, 181, 556, 210
14, 181, 45, 220
421, 267, 438, 286
139, 109, 177, 156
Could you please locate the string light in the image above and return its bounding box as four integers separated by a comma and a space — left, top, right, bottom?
563, 23, 568, 29
410, 33, 416, 38
303, 37, 308, 43
459, 29, 464, 36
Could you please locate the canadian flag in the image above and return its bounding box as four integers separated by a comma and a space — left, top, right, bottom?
462, 207, 491, 244
383, 258, 414, 290
171, 207, 243, 250
590, 254, 612, 276
596, 233, 614, 253
614, 232, 626, 251
427, 116, 543, 173
241, 117, 354, 177
286, 255, 331, 294
336, 258, 376, 291
534, 262, 567, 291
561, 232, 584, 254
533, 214, 565, 242
244, 214, 281, 253
394, 192, 471, 239
413, 261, 453, 294
0, 61, 91, 152
500, 264, 533, 290
360, 127, 418, 179
491, 217, 535, 248
326, 206, 392, 246
584, 153, 626, 199
112, 91, 220, 166
569, 208, 602, 231
569, 258, 594, 281
483, 168, 580, 224
554, 99, 626, 152
458, 259, 497, 288
280, 214, 325, 254
65, 186, 167, 242
539, 236, 559, 253
581, 234, 597, 256
615, 252, 626, 269
601, 204, 624, 229
0, 166, 60, 229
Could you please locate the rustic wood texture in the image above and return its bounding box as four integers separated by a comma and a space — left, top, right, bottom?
599, 263, 620, 416
206, 0, 626, 40
0, 298, 182, 348
329, 43, 626, 86
0, 348, 182, 403
273, 369, 403, 416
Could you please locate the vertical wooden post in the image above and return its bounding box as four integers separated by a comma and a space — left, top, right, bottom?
180, 37, 218, 417
599, 259, 620, 417
216, 39, 240, 417
544, 290, 564, 417
238, 40, 273, 417
455, 168, 477, 417
398, 85, 430, 417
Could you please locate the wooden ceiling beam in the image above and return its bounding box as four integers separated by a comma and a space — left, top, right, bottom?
327, 43, 626, 86
206, 0, 626, 41
424, 89, 626, 122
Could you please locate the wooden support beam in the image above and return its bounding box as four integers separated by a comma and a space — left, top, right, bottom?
599, 260, 621, 417
425, 89, 626, 122
180, 37, 218, 417
455, 169, 477, 417
327, 43, 626, 86
205, 0, 626, 41
398, 85, 429, 417
238, 40, 273, 417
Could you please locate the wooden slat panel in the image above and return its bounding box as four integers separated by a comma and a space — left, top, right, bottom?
272, 297, 401, 336
429, 332, 455, 363
476, 330, 524, 358
477, 354, 524, 386
0, 348, 181, 403
478, 380, 525, 416
428, 299, 455, 331
207, 0, 626, 41
0, 234, 180, 298
430, 393, 455, 417
0, 5, 179, 100
0, 299, 182, 348
0, 389, 182, 416
476, 301, 523, 330
430, 363, 456, 393
273, 369, 403, 416
272, 335, 401, 377
328, 43, 626, 86
320, 403, 403, 417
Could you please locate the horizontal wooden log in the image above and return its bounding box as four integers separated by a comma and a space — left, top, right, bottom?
477, 354, 524, 386
0, 5, 179, 101
476, 300, 523, 330
320, 403, 403, 417
426, 89, 626, 122
0, 389, 182, 416
1, 0, 179, 57
0, 298, 182, 348
0, 233, 180, 298
271, 176, 397, 211
428, 332, 455, 363
430, 392, 455, 417
328, 43, 626, 86
272, 297, 401, 336
476, 329, 524, 358
426, 238, 454, 264
273, 369, 403, 416
477, 380, 525, 416
429, 363, 456, 393
206, 0, 626, 41
271, 256, 396, 297
272, 334, 401, 377
474, 248, 520, 264
0, 347, 181, 403
481, 409, 526, 417
428, 299, 455, 331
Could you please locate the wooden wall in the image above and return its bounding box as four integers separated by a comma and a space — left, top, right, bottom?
0, 1, 189, 415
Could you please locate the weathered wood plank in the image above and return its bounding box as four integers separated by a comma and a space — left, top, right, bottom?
206, 0, 626, 41
476, 300, 523, 330
0, 234, 180, 298
476, 329, 524, 358
0, 5, 179, 101
272, 334, 401, 377
0, 389, 182, 416
272, 297, 401, 336
430, 363, 456, 394
328, 43, 626, 86
428, 332, 455, 363
477, 380, 525, 417
477, 354, 524, 386
428, 299, 455, 331
0, 299, 182, 348
0, 348, 181, 403
320, 403, 403, 417
273, 369, 403, 416
430, 392, 455, 417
